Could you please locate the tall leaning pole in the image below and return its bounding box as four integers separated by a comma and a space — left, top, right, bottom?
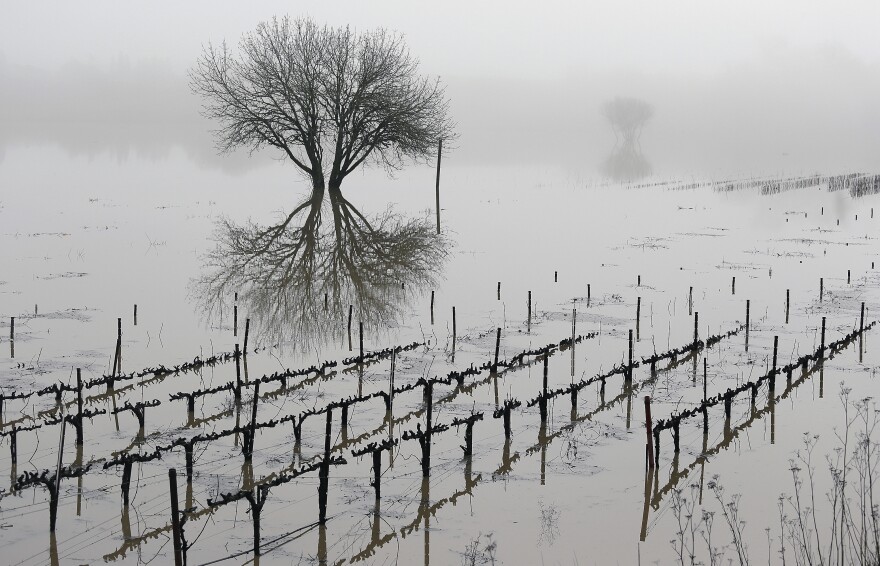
435, 138, 442, 234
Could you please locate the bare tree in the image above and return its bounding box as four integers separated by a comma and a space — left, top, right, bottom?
190, 17, 455, 194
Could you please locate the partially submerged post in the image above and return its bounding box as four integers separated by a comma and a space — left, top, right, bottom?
745, 300, 751, 351
318, 409, 332, 523
452, 307, 457, 354
493, 328, 501, 373
820, 317, 826, 354
636, 297, 641, 341
644, 396, 654, 469
527, 291, 532, 333
820, 278, 824, 302
430, 291, 435, 325
347, 305, 353, 351
169, 469, 183, 566
785, 289, 790, 324
693, 312, 699, 346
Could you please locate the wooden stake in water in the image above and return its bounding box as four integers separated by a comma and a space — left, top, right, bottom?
435, 138, 442, 235
848, 269, 851, 284
587, 284, 591, 306
540, 355, 549, 422
76, 369, 83, 446
745, 300, 750, 351
347, 305, 353, 351
452, 307, 457, 353
244, 318, 250, 355
731, 276, 736, 295
169, 469, 183, 566
637, 275, 641, 287
133, 304, 137, 326
821, 317, 826, 354
627, 329, 634, 382
527, 291, 532, 333
319, 409, 332, 523
234, 343, 242, 399
785, 289, 790, 324
359, 322, 364, 362
820, 278, 824, 302
554, 271, 557, 282
636, 297, 641, 341
689, 286, 693, 316
694, 312, 699, 346
493, 328, 501, 372
644, 396, 654, 469
9, 317, 13, 341
53, 420, 66, 531
861, 302, 865, 333
233, 305, 238, 337
570, 308, 576, 376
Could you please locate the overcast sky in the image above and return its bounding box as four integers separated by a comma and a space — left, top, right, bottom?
3, 1, 880, 176
5, 1, 880, 77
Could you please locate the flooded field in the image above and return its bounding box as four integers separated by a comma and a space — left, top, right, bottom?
1, 142, 878, 565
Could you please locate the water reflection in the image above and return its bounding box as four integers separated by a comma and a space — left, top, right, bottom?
194, 188, 449, 350
600, 96, 653, 182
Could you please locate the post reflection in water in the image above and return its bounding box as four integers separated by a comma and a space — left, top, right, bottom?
194, 187, 449, 350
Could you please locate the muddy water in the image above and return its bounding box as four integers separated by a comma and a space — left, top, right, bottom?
1, 145, 878, 565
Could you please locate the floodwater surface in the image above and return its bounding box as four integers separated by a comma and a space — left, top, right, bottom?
1, 145, 879, 565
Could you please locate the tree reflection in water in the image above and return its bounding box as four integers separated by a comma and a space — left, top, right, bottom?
194, 187, 449, 349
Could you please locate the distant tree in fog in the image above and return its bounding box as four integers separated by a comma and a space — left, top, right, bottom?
602, 96, 653, 150
190, 17, 455, 195
601, 96, 653, 182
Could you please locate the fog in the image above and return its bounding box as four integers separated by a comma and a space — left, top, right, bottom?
3, 1, 880, 177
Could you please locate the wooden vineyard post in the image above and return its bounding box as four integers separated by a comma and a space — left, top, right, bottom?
75, 369, 83, 446
745, 300, 750, 351
627, 329, 634, 382
644, 396, 654, 469
452, 307, 457, 355
694, 311, 699, 346
786, 289, 790, 324
703, 358, 709, 432
133, 304, 137, 326
861, 302, 865, 333
430, 291, 434, 325
636, 297, 641, 341
169, 469, 183, 566
234, 344, 242, 400
540, 355, 549, 422
373, 450, 382, 499
587, 283, 591, 306
244, 318, 250, 355
732, 276, 736, 295
493, 328, 501, 373
435, 138, 442, 235
359, 322, 364, 362
527, 291, 532, 333
770, 336, 778, 393
848, 269, 851, 284
497, 281, 501, 300
318, 409, 332, 524
820, 278, 824, 302
234, 304, 238, 337
821, 316, 826, 354
347, 305, 353, 351
571, 307, 576, 376
689, 286, 693, 316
